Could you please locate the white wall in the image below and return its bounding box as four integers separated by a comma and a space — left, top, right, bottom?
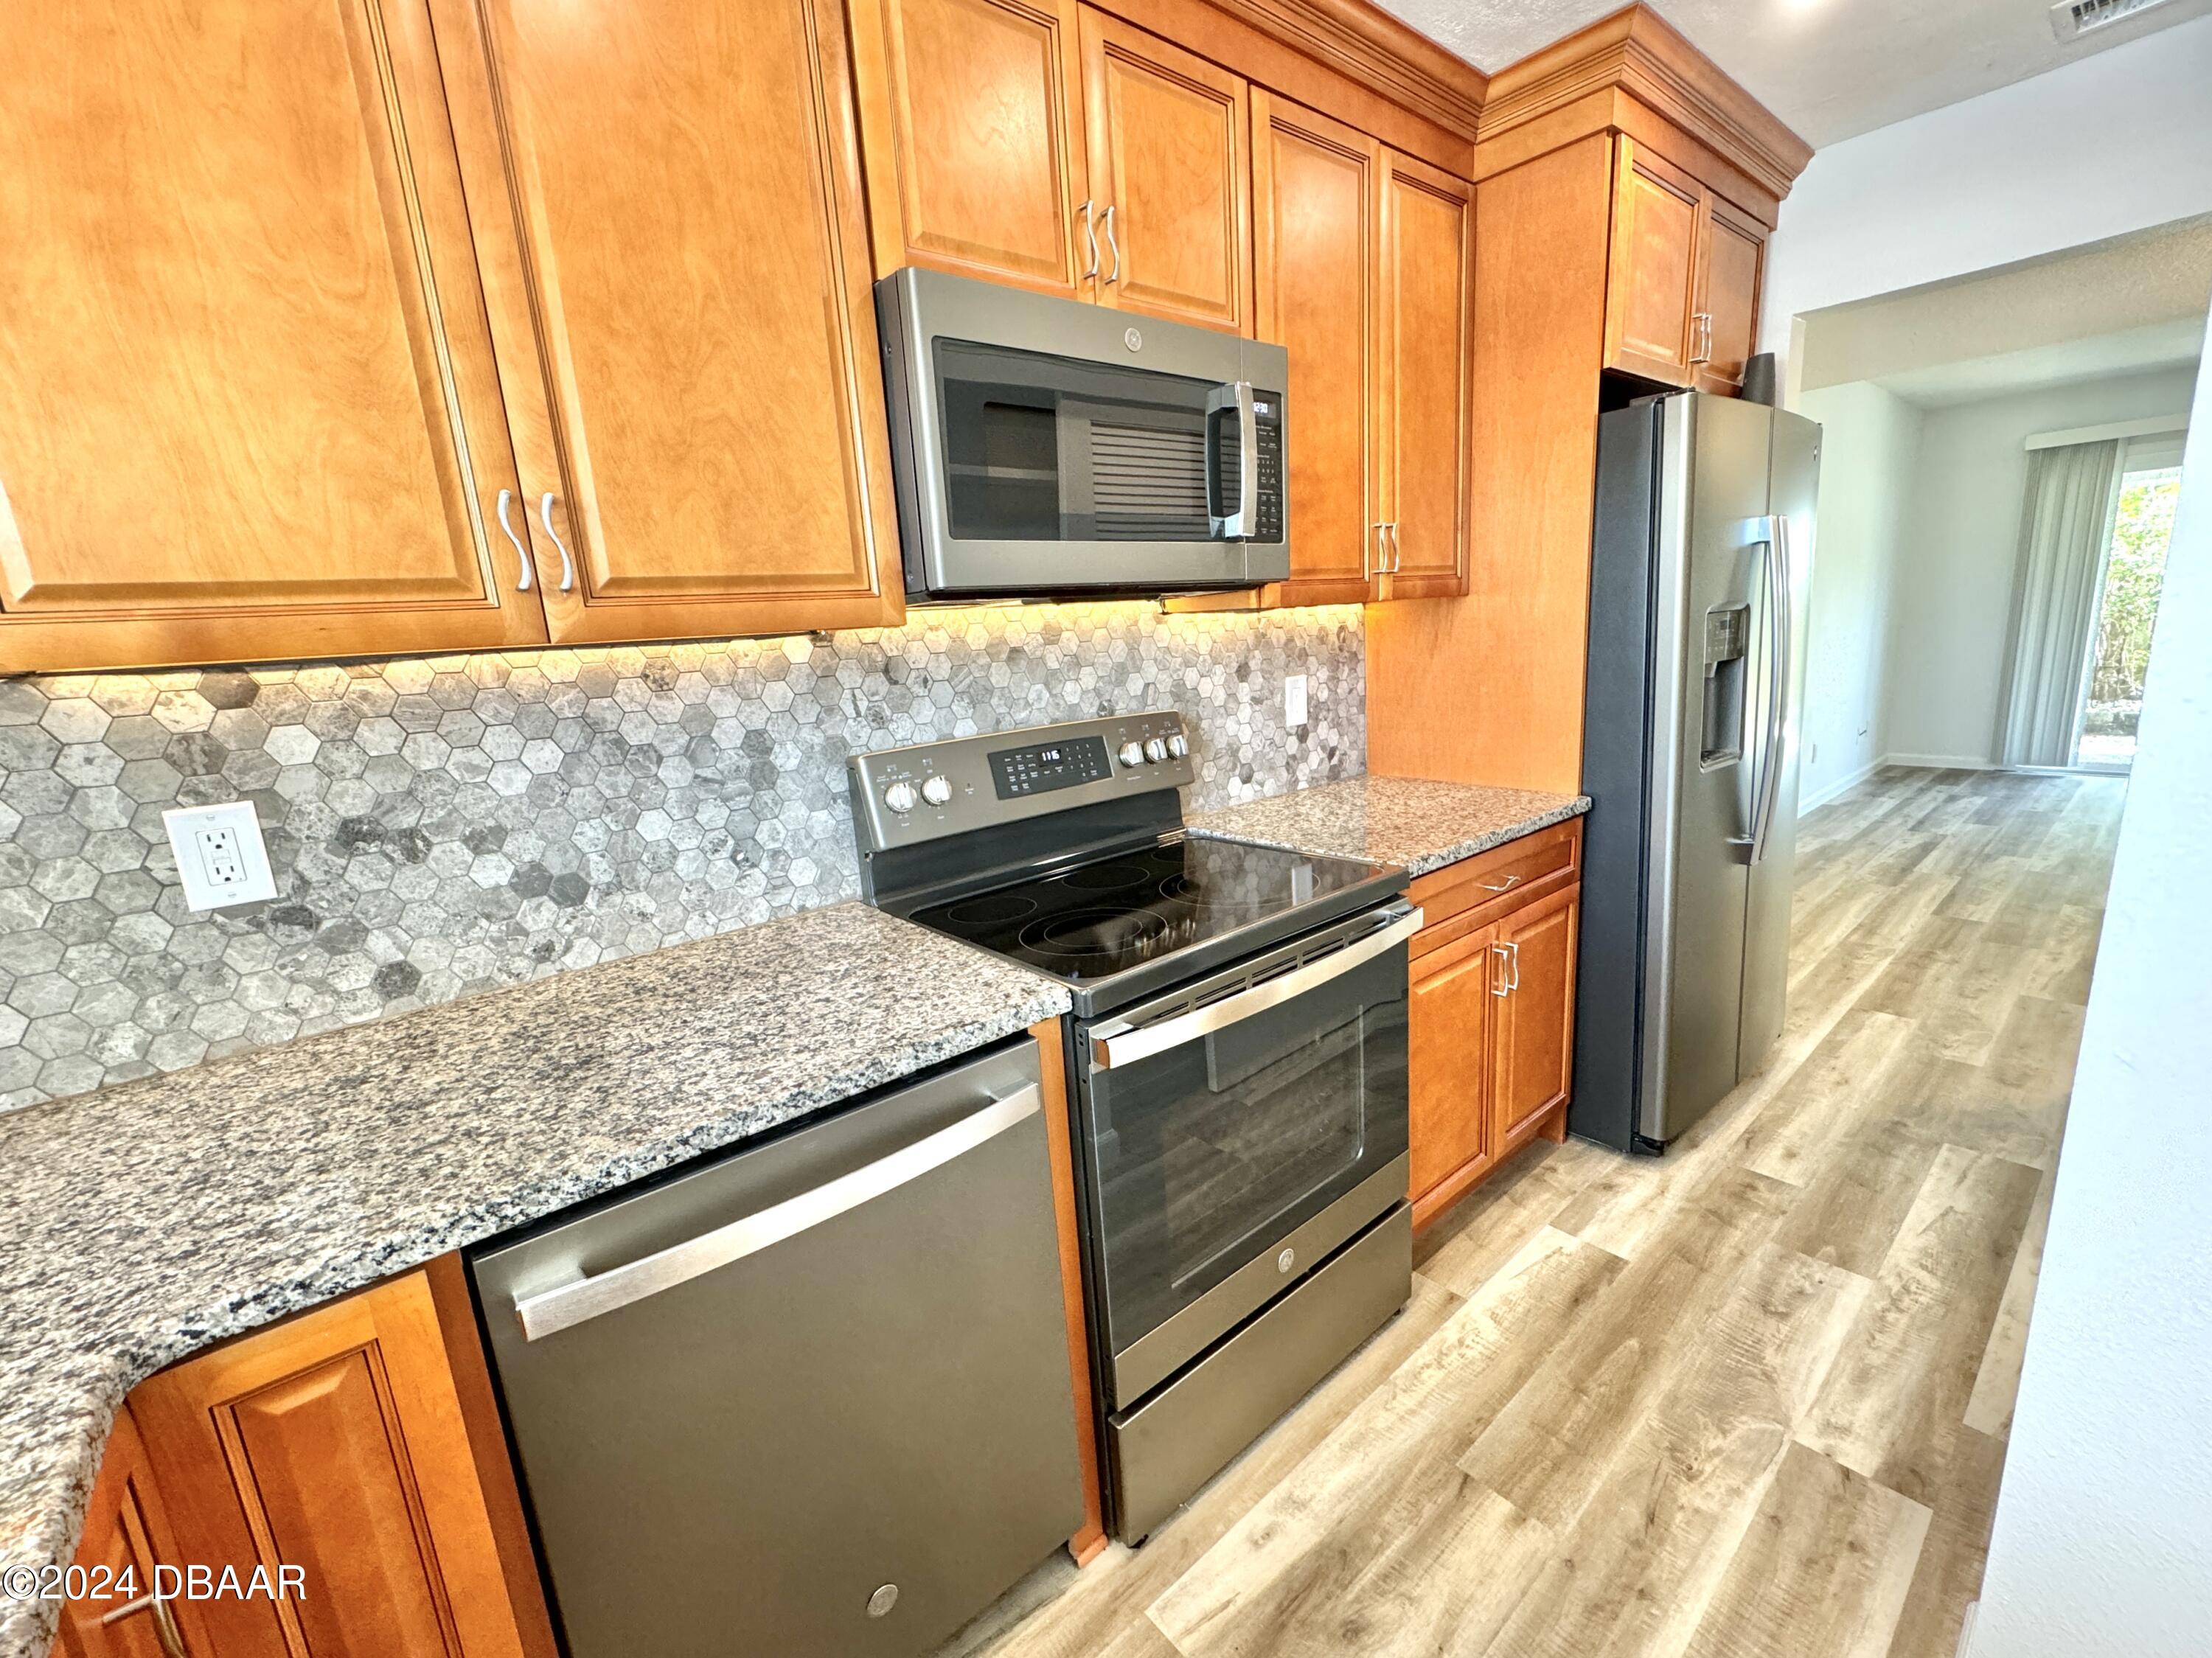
1762, 14, 2212, 370
1966, 317, 2212, 1658
1795, 383, 1921, 807
1880, 366, 2199, 767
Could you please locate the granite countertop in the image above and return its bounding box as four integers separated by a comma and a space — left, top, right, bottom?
0, 903, 1068, 1658
1190, 775, 1590, 878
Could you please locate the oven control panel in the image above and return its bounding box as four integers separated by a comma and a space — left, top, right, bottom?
850, 711, 1194, 853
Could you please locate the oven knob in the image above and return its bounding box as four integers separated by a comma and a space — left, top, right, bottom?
920, 775, 953, 807
1118, 742, 1144, 769
1166, 734, 1189, 759
883, 780, 917, 815
1144, 737, 1169, 763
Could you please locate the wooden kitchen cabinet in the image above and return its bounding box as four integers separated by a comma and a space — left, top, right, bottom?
1378, 149, 1475, 599
1077, 8, 1253, 334
51, 1407, 212, 1658
1243, 91, 1385, 607
1408, 926, 1498, 1222
453, 0, 906, 644
0, 0, 548, 675
846, 0, 1093, 296
1488, 882, 1579, 1154
1405, 822, 1582, 1229
1601, 136, 1767, 394
122, 1265, 552, 1658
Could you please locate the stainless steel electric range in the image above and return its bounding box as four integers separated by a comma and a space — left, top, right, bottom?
852, 711, 1418, 1542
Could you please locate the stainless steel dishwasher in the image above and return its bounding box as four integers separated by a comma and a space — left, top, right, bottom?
469, 1039, 1082, 1658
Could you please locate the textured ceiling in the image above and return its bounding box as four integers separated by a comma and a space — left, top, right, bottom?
1375, 0, 2212, 147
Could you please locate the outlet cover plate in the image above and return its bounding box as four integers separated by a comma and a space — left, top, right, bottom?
164, 801, 278, 911
1284, 674, 1308, 730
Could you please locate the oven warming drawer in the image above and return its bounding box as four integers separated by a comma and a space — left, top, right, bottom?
1107, 1199, 1413, 1542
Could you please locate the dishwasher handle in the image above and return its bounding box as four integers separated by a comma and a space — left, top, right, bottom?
512, 1083, 1043, 1342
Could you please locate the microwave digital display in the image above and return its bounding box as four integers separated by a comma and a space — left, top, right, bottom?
990, 736, 1110, 798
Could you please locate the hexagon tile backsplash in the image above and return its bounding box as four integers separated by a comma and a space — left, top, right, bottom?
0, 602, 1363, 1112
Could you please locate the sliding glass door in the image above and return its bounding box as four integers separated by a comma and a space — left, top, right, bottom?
2073, 460, 2184, 771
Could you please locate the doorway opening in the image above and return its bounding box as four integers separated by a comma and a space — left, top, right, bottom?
2074, 463, 2185, 770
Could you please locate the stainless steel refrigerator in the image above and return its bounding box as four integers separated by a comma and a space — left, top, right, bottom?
1573, 391, 1820, 1152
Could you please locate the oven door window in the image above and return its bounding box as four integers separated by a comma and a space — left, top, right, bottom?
934, 339, 1224, 543
1082, 946, 1409, 1362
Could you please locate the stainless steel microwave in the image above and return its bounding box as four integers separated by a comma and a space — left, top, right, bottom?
874, 268, 1290, 600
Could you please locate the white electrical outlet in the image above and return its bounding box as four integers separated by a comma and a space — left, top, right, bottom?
1284, 674, 1308, 730
164, 801, 278, 911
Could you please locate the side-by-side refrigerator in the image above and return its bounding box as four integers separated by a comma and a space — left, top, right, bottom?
1573, 391, 1820, 1152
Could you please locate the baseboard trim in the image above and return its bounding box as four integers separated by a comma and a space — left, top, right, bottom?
1798, 757, 1885, 814
1881, 752, 1996, 771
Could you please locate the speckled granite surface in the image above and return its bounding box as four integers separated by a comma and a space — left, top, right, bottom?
1189, 775, 1589, 878
0, 902, 1066, 1658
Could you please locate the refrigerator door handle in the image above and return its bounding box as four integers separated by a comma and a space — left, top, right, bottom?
1749, 515, 1792, 864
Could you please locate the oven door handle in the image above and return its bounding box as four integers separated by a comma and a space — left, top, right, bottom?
1089, 905, 1423, 1070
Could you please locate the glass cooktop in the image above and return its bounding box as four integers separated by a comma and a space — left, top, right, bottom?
908, 834, 1392, 985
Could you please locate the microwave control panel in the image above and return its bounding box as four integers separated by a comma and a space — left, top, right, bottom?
1252, 395, 1284, 542
850, 711, 1194, 856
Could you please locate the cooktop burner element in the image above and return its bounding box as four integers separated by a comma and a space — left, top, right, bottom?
910, 835, 1385, 985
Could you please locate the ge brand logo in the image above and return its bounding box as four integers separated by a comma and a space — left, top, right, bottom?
1277, 1247, 1296, 1275
1124, 327, 1143, 352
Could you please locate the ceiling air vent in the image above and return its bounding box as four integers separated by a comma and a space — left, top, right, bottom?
2049, 0, 2180, 38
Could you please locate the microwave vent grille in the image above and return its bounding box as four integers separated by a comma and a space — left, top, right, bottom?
1090, 422, 1208, 540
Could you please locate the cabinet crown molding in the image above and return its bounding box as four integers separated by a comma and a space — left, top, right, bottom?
1200, 0, 1488, 136
1477, 3, 1811, 201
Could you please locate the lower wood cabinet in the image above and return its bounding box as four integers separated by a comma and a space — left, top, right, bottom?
51, 1406, 211, 1658
63, 1263, 554, 1658
1406, 823, 1582, 1229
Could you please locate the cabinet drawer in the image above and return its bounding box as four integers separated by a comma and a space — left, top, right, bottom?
1408, 818, 1582, 960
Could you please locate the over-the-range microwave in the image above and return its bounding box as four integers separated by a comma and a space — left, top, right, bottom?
875, 268, 1290, 600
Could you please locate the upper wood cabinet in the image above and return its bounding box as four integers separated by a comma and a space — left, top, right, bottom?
1247, 91, 1383, 607
0, 0, 548, 675
1602, 137, 1767, 394
846, 0, 1093, 295
125, 1265, 551, 1658
1378, 149, 1474, 599
454, 0, 905, 644
1077, 10, 1253, 335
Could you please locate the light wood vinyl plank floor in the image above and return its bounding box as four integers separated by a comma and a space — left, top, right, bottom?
939, 767, 2124, 1658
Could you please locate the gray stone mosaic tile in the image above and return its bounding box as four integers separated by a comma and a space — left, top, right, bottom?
0, 602, 1362, 1110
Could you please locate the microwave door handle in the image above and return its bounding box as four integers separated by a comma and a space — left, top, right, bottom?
1089, 905, 1424, 1070
1207, 380, 1258, 539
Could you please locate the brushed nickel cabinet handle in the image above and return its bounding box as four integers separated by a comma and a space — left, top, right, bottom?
539, 492, 575, 593
1507, 938, 1521, 992
102, 1590, 187, 1658
1477, 871, 1523, 894
1691, 311, 1713, 365
1078, 200, 1099, 280
1368, 523, 1385, 579
497, 489, 533, 592
1102, 203, 1121, 284
1491, 943, 1511, 997
1389, 523, 1403, 574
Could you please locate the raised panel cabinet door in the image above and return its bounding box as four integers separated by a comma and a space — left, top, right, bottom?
1251, 91, 1382, 607
461, 0, 905, 644
53, 1405, 214, 1658
1408, 926, 1496, 1219
846, 0, 1091, 293
1694, 194, 1766, 394
1380, 149, 1473, 599
1604, 137, 1702, 387
128, 1269, 538, 1658
1490, 883, 1579, 1151
0, 0, 548, 675
1078, 8, 1253, 334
